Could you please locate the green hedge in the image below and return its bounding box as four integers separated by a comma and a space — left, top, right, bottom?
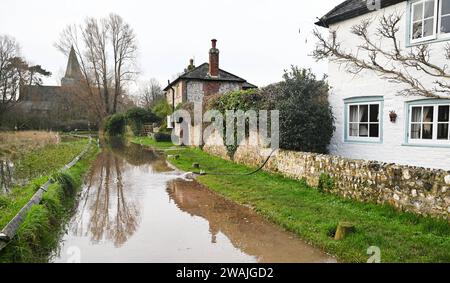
126, 107, 160, 136
104, 114, 127, 136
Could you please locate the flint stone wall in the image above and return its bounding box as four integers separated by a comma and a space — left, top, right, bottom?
203, 143, 450, 219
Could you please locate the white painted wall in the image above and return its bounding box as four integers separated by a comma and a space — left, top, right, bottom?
327, 2, 450, 170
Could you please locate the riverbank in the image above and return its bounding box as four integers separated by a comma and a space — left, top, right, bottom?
0, 137, 99, 263
132, 137, 450, 263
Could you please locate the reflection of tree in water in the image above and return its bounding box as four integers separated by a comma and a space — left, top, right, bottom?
105, 139, 171, 172
0, 159, 14, 194
72, 149, 140, 247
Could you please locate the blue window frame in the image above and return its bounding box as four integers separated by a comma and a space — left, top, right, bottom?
404, 99, 450, 147
407, 0, 450, 45
344, 96, 384, 144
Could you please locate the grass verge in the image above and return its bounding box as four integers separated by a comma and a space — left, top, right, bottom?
132, 137, 450, 263
0, 140, 99, 263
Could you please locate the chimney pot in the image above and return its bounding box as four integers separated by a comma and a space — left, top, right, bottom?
209, 39, 219, 77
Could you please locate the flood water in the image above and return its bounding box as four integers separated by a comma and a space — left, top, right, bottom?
54, 140, 335, 263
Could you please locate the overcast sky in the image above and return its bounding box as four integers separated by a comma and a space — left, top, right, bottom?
0, 0, 342, 91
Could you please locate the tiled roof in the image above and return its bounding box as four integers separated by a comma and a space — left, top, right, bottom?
164, 63, 257, 91
316, 0, 406, 27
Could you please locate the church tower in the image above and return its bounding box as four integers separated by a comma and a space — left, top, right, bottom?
61, 46, 82, 87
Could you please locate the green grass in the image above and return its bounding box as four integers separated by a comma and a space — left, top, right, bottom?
13, 139, 88, 181
132, 136, 175, 150
132, 137, 450, 263
0, 140, 99, 263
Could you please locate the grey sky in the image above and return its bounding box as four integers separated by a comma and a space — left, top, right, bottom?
0, 0, 342, 90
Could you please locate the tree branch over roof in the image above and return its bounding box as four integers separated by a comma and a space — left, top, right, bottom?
313, 13, 450, 99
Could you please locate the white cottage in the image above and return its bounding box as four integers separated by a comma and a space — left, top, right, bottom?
316, 0, 450, 170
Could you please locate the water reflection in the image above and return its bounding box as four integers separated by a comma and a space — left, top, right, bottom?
69, 140, 170, 247
0, 159, 14, 194
167, 180, 335, 263
55, 140, 334, 263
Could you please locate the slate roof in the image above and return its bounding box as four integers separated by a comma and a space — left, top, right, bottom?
164, 63, 257, 91
316, 0, 406, 27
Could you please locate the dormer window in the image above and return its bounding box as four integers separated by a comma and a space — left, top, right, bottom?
410, 0, 450, 44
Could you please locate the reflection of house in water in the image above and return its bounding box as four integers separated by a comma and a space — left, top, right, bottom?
167, 180, 333, 263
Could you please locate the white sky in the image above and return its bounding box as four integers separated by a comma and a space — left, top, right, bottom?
0, 0, 342, 90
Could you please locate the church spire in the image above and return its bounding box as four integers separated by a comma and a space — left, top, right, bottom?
61, 46, 82, 86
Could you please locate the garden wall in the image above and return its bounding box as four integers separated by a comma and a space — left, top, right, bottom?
203, 142, 450, 219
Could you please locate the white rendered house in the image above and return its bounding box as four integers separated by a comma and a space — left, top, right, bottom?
316, 0, 450, 170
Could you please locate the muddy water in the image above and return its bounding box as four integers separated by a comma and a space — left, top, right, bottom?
54, 140, 335, 263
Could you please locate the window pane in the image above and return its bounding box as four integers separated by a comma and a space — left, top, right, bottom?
423, 18, 435, 37
438, 106, 449, 122
359, 105, 369, 122
411, 124, 422, 139
370, 124, 379, 138
423, 106, 434, 122
413, 3, 424, 21
424, 0, 435, 18
438, 124, 449, 140
370, 104, 379, 122
441, 15, 450, 33
411, 107, 422, 122
422, 124, 433, 139
413, 21, 423, 39
443, 0, 450, 15
349, 105, 358, 122
359, 124, 369, 137
349, 123, 358, 137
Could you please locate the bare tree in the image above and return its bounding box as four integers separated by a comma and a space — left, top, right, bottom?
313, 13, 450, 99
0, 35, 51, 124
108, 14, 138, 114
137, 78, 163, 109
55, 13, 138, 117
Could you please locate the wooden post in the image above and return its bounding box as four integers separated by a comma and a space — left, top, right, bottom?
334, 222, 355, 240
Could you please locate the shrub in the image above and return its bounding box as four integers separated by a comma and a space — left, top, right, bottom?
152, 99, 172, 120
275, 67, 334, 153
318, 173, 335, 193
126, 107, 160, 136
154, 132, 172, 142
206, 67, 335, 156
104, 114, 126, 136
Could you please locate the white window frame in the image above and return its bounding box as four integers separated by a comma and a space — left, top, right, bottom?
439, 0, 450, 38
346, 102, 382, 143
408, 103, 450, 145
410, 0, 439, 44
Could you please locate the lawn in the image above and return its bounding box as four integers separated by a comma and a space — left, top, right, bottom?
0, 136, 98, 262
132, 137, 450, 263
0, 131, 60, 158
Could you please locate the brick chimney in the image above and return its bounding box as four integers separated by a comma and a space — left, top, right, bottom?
208, 39, 219, 77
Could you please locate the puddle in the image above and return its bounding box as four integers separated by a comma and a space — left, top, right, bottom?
53, 140, 335, 263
